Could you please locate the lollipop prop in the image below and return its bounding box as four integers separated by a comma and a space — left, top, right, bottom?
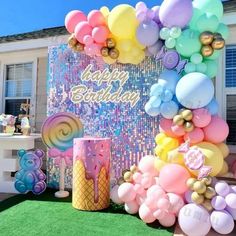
41, 112, 84, 198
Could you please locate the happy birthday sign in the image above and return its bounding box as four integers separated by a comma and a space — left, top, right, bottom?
70, 64, 140, 107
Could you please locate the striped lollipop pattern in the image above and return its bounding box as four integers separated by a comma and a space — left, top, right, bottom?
41, 112, 84, 151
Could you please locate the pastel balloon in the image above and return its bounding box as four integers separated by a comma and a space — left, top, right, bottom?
167, 148, 185, 165
204, 98, 219, 115
139, 204, 156, 223
141, 173, 154, 189
210, 210, 234, 235
196, 13, 219, 32
146, 185, 165, 199
171, 125, 185, 137
108, 4, 138, 38
217, 23, 229, 40
133, 172, 142, 184
204, 60, 218, 79
157, 198, 171, 210
159, 164, 190, 195
184, 190, 193, 204
217, 143, 229, 158
176, 29, 201, 57
217, 161, 229, 176
178, 204, 211, 236
136, 20, 159, 46
145, 102, 160, 117
167, 193, 184, 214
138, 155, 158, 176
226, 206, 236, 220
211, 196, 226, 210
159, 213, 176, 227
83, 35, 93, 45
125, 200, 139, 214
118, 183, 136, 202
203, 116, 229, 143
110, 185, 123, 204
155, 158, 167, 172
225, 193, 236, 209
147, 40, 163, 55
92, 26, 109, 43
88, 10, 106, 27
159, 0, 193, 28
184, 128, 204, 144
192, 108, 211, 128
215, 181, 230, 197
75, 21, 93, 44
159, 118, 178, 138
176, 72, 214, 109
160, 101, 179, 119
158, 70, 180, 93
65, 10, 87, 33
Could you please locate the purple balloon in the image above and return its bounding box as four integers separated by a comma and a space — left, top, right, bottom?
225, 193, 236, 209
136, 1, 147, 11
226, 206, 236, 220
152, 6, 160, 23
162, 50, 180, 69
136, 20, 160, 46
211, 196, 227, 210
215, 181, 230, 197
147, 40, 163, 55
210, 210, 234, 235
159, 0, 193, 28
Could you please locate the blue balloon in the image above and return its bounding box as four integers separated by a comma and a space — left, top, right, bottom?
150, 83, 164, 97
145, 102, 160, 117
160, 100, 179, 119
204, 98, 219, 115
161, 89, 173, 102
158, 69, 180, 93
176, 72, 214, 109
149, 96, 162, 108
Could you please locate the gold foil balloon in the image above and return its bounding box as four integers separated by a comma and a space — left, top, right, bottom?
68, 34, 78, 47
191, 192, 204, 204
212, 38, 225, 50
201, 45, 214, 57
199, 31, 214, 45
184, 121, 194, 132
74, 43, 84, 52
201, 176, 212, 186
173, 115, 184, 126
118, 177, 125, 185
106, 38, 116, 48
181, 109, 193, 121
187, 178, 197, 191
130, 165, 138, 173
193, 181, 207, 194
213, 33, 222, 39
202, 199, 213, 211
204, 187, 216, 199
124, 171, 133, 182
101, 47, 109, 57
109, 48, 120, 59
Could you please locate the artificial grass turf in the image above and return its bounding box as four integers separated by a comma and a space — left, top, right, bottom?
0, 189, 174, 236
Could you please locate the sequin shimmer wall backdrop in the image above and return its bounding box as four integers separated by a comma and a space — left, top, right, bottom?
47, 44, 162, 188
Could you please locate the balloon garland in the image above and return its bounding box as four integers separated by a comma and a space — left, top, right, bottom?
65, 0, 235, 235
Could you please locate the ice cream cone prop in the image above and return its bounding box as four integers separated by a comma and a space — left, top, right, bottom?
73, 137, 111, 211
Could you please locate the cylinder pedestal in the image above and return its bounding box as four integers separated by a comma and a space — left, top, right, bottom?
72, 137, 111, 211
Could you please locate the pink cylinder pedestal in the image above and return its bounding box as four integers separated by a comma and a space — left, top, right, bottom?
72, 137, 111, 211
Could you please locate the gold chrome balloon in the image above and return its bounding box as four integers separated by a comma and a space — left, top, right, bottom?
130, 165, 138, 173
200, 31, 214, 45
191, 192, 204, 204
68, 34, 78, 48
124, 171, 133, 182
204, 187, 216, 199
201, 176, 212, 186
74, 43, 84, 52
101, 47, 109, 57
173, 115, 185, 126
193, 181, 207, 194
202, 199, 213, 211
109, 48, 119, 59
106, 38, 116, 48
184, 121, 194, 132
212, 38, 225, 50
117, 177, 125, 185
181, 109, 193, 121
201, 45, 214, 57
187, 178, 197, 191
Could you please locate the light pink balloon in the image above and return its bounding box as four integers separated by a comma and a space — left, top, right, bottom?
138, 155, 159, 176
141, 173, 154, 189
157, 197, 171, 210
136, 192, 147, 205
145, 196, 158, 210
153, 209, 166, 220
134, 183, 145, 195
88, 10, 106, 27
83, 35, 93, 45
74, 21, 93, 44
125, 200, 139, 214
133, 172, 142, 184
167, 193, 185, 215
171, 125, 185, 137
159, 118, 178, 138
92, 26, 109, 44
184, 190, 193, 203
203, 116, 229, 143
110, 185, 124, 204
139, 204, 156, 223
118, 183, 136, 202
146, 185, 164, 199
65, 10, 87, 33
192, 108, 211, 128
184, 127, 204, 144
159, 213, 176, 227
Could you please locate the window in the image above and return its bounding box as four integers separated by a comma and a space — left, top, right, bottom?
225, 46, 236, 146
3, 63, 33, 130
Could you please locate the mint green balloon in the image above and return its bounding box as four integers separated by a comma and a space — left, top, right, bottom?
217, 23, 229, 40
176, 29, 201, 57
196, 62, 207, 73
189, 8, 202, 30
204, 60, 217, 78
191, 53, 203, 64
184, 62, 196, 73
165, 37, 176, 49
170, 27, 182, 39
193, 0, 223, 20
160, 27, 170, 40
196, 13, 219, 32
206, 50, 221, 60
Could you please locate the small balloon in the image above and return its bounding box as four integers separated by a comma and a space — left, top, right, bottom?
199, 31, 214, 46
165, 38, 176, 49
106, 38, 116, 48
160, 27, 170, 40
109, 48, 119, 59
101, 47, 109, 57
201, 45, 214, 57
212, 38, 225, 50
68, 34, 78, 47
74, 43, 84, 52
169, 27, 181, 39
190, 53, 203, 64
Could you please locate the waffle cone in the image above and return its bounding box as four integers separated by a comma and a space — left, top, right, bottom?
72, 160, 110, 211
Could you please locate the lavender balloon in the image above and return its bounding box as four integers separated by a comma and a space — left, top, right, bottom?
152, 6, 160, 23
159, 0, 193, 28
136, 20, 160, 46
147, 40, 163, 55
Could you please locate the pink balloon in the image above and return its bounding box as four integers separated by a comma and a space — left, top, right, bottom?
157, 197, 171, 210
83, 35, 93, 45
138, 155, 158, 176
167, 193, 184, 214
184, 190, 193, 203
146, 185, 164, 199
192, 108, 211, 128
159, 164, 190, 195
145, 196, 158, 210
92, 26, 109, 44
203, 116, 229, 143
184, 127, 204, 144
65, 10, 87, 33
159, 118, 178, 138
141, 173, 154, 189
110, 185, 124, 204
125, 200, 139, 214
118, 183, 136, 202
136, 192, 146, 205
133, 172, 142, 184
134, 183, 145, 195
171, 125, 185, 137
153, 209, 166, 220
88, 10, 106, 27
159, 213, 176, 227
74, 21, 93, 44
139, 204, 156, 223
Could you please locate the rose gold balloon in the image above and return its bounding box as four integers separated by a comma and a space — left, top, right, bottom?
212, 38, 225, 50
68, 34, 78, 48
106, 38, 116, 48
101, 47, 109, 57
184, 121, 194, 132
200, 31, 214, 45
109, 48, 119, 59
201, 45, 214, 57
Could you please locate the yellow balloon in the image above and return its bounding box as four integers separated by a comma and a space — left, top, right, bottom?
108, 4, 138, 39
102, 56, 117, 65
217, 161, 229, 176
155, 158, 167, 172
168, 148, 185, 165
131, 50, 145, 65
216, 143, 229, 158
190, 142, 224, 177
116, 39, 133, 52
155, 133, 167, 144
100, 6, 110, 18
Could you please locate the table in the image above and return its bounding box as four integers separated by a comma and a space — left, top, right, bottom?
0, 134, 41, 193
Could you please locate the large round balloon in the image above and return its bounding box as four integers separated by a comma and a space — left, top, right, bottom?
178, 204, 211, 236
108, 4, 138, 38
158, 70, 180, 93
159, 0, 193, 28
65, 10, 87, 33
176, 72, 214, 109
191, 142, 224, 177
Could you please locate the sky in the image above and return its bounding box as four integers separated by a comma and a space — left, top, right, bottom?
0, 0, 163, 36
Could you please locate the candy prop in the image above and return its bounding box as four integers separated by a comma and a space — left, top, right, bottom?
42, 112, 84, 197
73, 137, 111, 211
15, 149, 46, 195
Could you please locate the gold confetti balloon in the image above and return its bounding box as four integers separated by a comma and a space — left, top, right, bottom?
200, 31, 214, 45
201, 45, 214, 57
